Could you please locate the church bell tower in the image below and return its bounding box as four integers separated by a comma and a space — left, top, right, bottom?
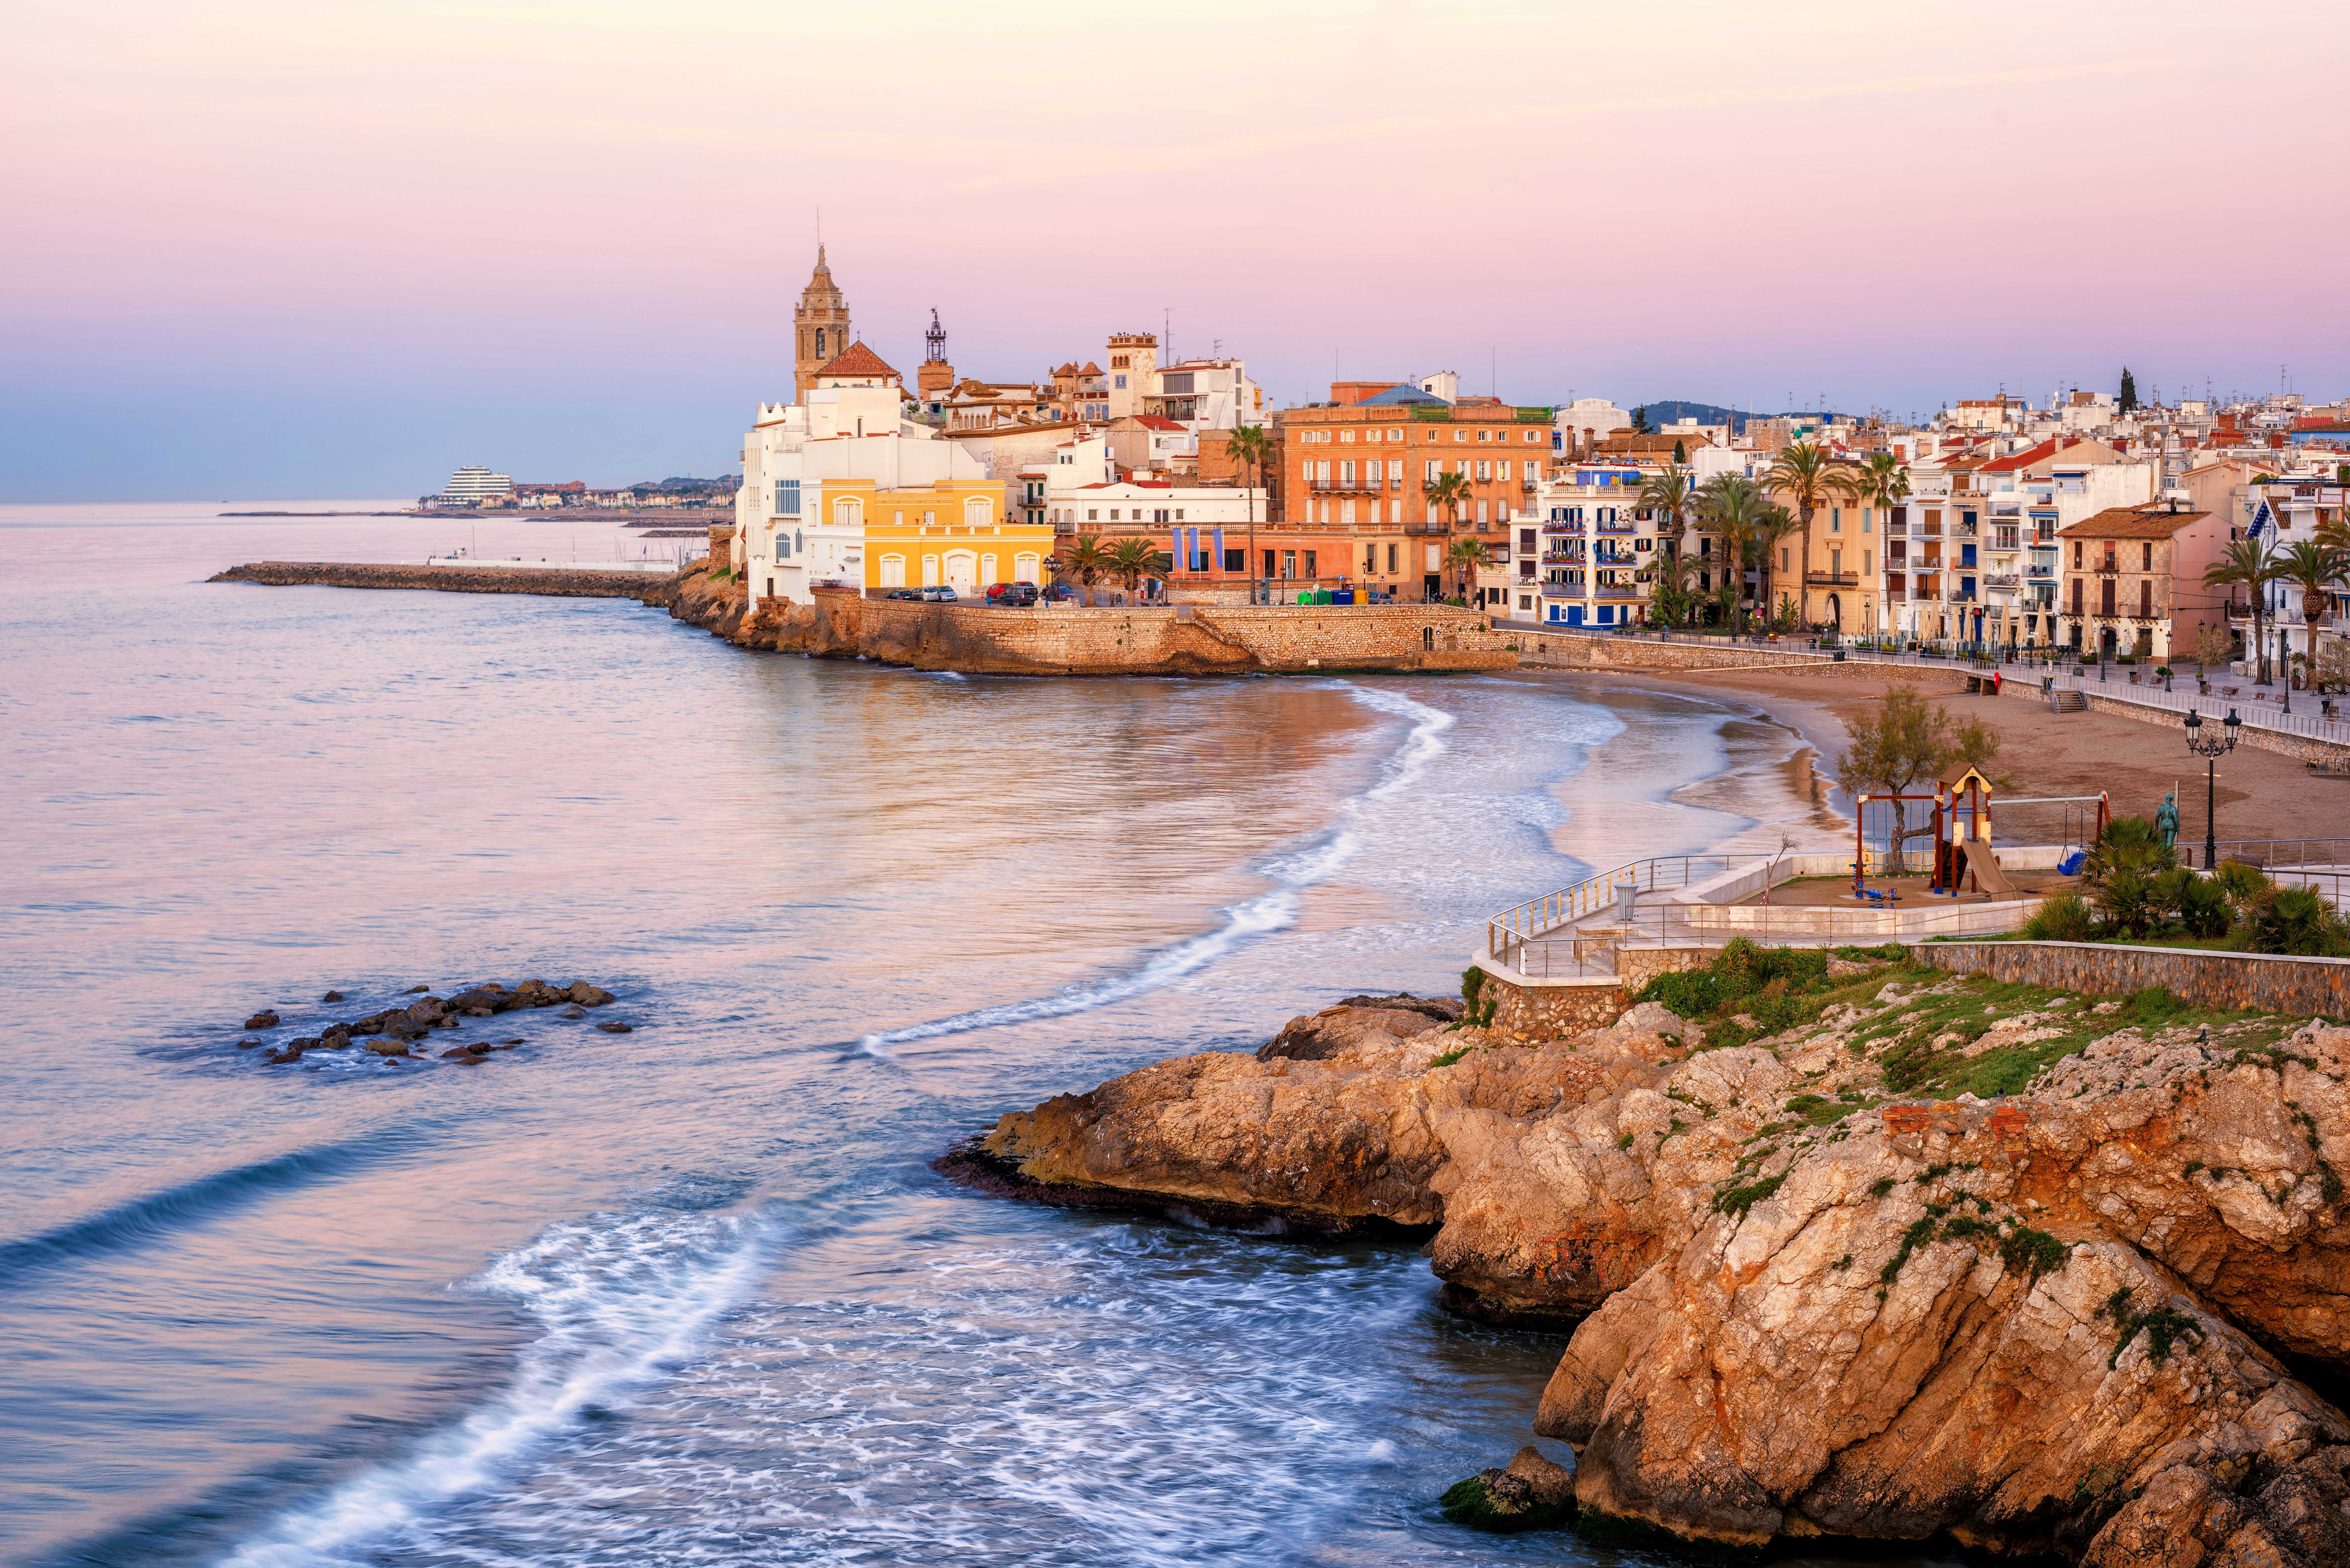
793, 246, 851, 401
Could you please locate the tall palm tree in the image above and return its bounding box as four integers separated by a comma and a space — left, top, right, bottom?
1444, 536, 1492, 608
1754, 502, 1806, 631
1765, 442, 1858, 624
1855, 451, 1912, 514
1058, 534, 1112, 606
1695, 474, 1773, 635
1422, 468, 1472, 535
1225, 424, 1274, 604
2275, 539, 2349, 675
1104, 536, 1172, 598
2202, 535, 2284, 684
1633, 468, 1695, 552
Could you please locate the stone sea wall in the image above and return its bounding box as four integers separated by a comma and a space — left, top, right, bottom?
1919, 940, 2350, 1016
210, 561, 662, 599
650, 564, 1515, 676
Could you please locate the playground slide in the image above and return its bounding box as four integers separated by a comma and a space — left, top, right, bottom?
1961, 839, 2020, 896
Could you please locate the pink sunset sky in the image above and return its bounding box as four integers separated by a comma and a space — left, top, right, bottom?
3, 0, 2344, 498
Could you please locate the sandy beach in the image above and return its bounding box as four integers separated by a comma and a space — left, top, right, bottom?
1503, 665, 2347, 850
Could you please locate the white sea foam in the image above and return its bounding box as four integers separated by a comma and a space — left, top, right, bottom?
217, 1209, 768, 1568
853, 683, 1453, 1052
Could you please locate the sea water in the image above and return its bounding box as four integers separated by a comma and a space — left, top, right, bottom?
0, 503, 1915, 1565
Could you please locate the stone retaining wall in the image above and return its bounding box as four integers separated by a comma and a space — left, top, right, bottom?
732, 589, 1513, 675
1479, 971, 1627, 1043
210, 562, 662, 598
1917, 941, 2350, 1016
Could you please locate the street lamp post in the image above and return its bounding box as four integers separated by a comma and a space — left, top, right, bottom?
2280, 627, 2293, 715
2182, 707, 2241, 870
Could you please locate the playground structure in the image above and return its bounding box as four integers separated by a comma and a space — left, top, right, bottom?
1852, 770, 2107, 902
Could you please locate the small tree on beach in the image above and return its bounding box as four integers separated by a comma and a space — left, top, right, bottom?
1837, 685, 1956, 867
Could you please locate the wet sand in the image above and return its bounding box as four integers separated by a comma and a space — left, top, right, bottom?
1504, 666, 2348, 850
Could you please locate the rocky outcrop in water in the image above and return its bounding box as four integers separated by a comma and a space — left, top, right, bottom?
949, 966, 2350, 1563
240, 980, 621, 1066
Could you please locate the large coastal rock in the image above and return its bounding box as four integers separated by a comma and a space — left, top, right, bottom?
955, 978, 2350, 1563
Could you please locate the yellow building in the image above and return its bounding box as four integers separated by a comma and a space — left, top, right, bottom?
815, 476, 1055, 593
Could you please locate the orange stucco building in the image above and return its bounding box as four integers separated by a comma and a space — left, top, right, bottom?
1261, 385, 1556, 600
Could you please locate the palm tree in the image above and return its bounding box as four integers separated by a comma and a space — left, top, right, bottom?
1633, 468, 1696, 553
1855, 451, 1912, 515
1225, 423, 1274, 604
1058, 534, 1112, 606
1852, 454, 1911, 644
2275, 539, 2349, 677
1646, 547, 1703, 627
1423, 469, 1472, 535
2202, 536, 2284, 684
1765, 442, 1858, 625
1444, 536, 1492, 607
1695, 475, 1774, 635
1104, 536, 1172, 599
1754, 502, 1806, 632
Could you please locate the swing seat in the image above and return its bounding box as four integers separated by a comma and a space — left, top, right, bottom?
2056, 851, 2086, 877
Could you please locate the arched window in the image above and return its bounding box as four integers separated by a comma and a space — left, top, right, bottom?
964, 496, 991, 529
835, 497, 862, 528
775, 529, 791, 559
880, 554, 906, 587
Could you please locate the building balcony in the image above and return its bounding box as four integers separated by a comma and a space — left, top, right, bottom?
1541, 552, 1582, 564
1805, 570, 1859, 587
1539, 581, 1583, 597
1594, 523, 1638, 536
1593, 584, 1642, 598
2025, 566, 2057, 581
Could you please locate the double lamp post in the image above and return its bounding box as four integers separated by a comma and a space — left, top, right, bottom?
2181, 706, 2242, 870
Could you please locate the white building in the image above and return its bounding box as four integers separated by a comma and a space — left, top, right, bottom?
439, 465, 513, 501
1555, 398, 1632, 456
1516, 463, 1658, 627
735, 378, 1004, 608
1147, 358, 1264, 432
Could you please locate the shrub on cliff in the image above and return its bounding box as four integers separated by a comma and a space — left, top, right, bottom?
2241, 886, 2350, 957
1634, 941, 1843, 1029
2020, 893, 2095, 943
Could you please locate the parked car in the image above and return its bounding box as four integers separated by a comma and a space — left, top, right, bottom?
1042, 583, 1077, 602
995, 586, 1037, 607
884, 588, 923, 601
919, 585, 958, 603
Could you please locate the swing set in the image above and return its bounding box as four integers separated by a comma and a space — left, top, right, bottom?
1852, 769, 2108, 902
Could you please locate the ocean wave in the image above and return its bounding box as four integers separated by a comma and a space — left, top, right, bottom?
850, 683, 1453, 1053
0, 1134, 420, 1285
216, 1207, 769, 1568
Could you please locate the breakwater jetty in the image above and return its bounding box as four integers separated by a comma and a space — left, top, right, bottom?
210, 561, 667, 599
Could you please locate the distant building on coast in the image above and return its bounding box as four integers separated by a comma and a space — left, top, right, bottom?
439, 466, 513, 502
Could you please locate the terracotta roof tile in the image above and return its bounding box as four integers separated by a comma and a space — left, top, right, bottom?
2055, 504, 2211, 540
815, 341, 900, 380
